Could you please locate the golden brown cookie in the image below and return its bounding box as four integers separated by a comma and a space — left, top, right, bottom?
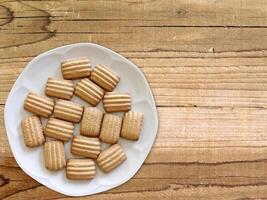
74, 78, 104, 106
21, 116, 45, 148
44, 118, 74, 142
121, 111, 143, 140
66, 159, 96, 180
97, 144, 126, 173
44, 141, 66, 171
90, 64, 120, 92
24, 92, 54, 118
103, 93, 131, 112
71, 135, 101, 159
99, 114, 122, 144
45, 77, 74, 100
61, 58, 91, 79
53, 99, 83, 123
80, 107, 103, 137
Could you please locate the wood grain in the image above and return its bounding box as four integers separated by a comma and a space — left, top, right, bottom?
1, 0, 267, 199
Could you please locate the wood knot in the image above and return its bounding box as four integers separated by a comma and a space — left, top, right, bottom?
0, 174, 9, 187
176, 9, 187, 16
0, 5, 14, 26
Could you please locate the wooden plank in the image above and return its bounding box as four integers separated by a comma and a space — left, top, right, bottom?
2, 0, 267, 60
3, 26, 267, 57
1, 160, 267, 184
2, 179, 267, 200
2, 57, 267, 107
3, 0, 267, 26
2, 106, 267, 160
1, 163, 267, 199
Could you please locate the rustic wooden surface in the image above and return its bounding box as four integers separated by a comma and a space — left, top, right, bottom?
1, 0, 267, 199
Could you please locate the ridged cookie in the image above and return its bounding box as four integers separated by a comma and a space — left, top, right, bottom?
45, 77, 74, 100
80, 107, 103, 137
99, 114, 122, 144
121, 111, 144, 140
21, 116, 45, 147
66, 159, 96, 180
90, 64, 120, 92
53, 99, 83, 123
24, 92, 54, 118
44, 141, 66, 171
44, 118, 74, 142
97, 144, 126, 173
61, 58, 91, 79
103, 93, 131, 112
71, 135, 101, 159
74, 78, 104, 106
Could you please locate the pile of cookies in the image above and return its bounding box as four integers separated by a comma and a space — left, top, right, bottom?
21, 58, 143, 180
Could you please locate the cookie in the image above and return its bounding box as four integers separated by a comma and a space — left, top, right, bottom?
74, 78, 104, 106
44, 141, 66, 171
53, 99, 83, 123
80, 107, 103, 137
66, 159, 96, 180
24, 92, 54, 118
99, 114, 122, 144
21, 116, 45, 148
61, 58, 91, 79
121, 111, 143, 140
45, 77, 74, 100
71, 135, 101, 159
97, 144, 126, 173
90, 64, 120, 92
103, 93, 131, 112
44, 118, 74, 142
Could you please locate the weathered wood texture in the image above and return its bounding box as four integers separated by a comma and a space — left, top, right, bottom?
1, 0, 267, 199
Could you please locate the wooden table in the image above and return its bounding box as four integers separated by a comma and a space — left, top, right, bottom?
1, 0, 267, 199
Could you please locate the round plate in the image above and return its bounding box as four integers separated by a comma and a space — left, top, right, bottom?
4, 43, 158, 196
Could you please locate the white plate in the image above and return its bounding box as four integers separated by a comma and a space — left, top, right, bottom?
4, 43, 158, 196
